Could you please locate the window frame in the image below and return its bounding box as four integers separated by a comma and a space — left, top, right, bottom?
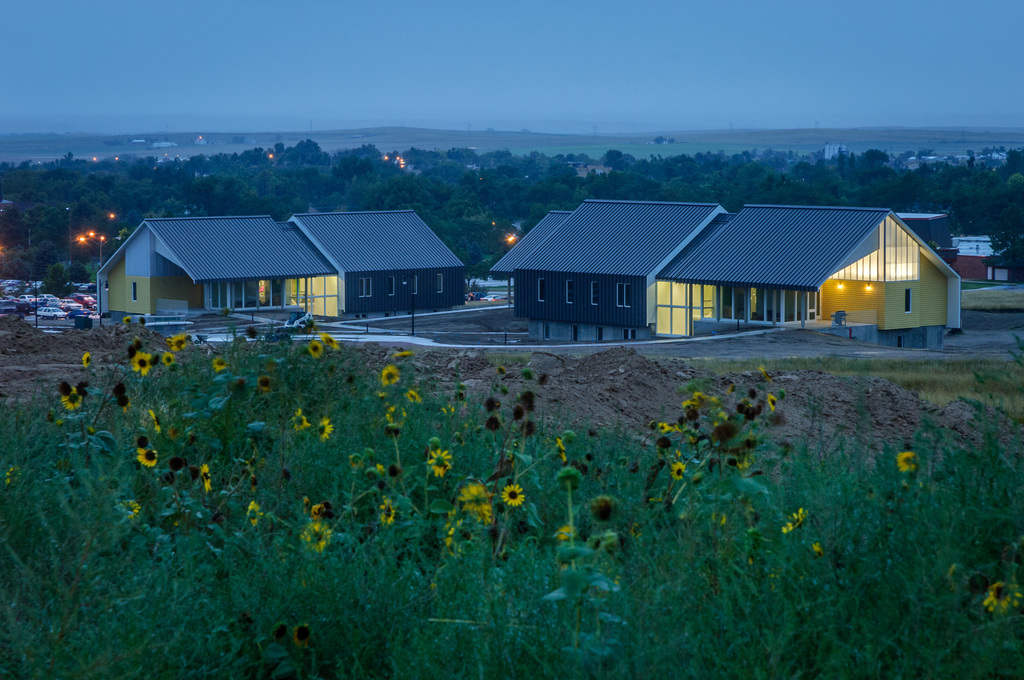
436, 273, 443, 294
565, 279, 574, 304
591, 281, 598, 306
131, 281, 137, 302
537, 277, 546, 302
388, 276, 395, 296
904, 288, 912, 313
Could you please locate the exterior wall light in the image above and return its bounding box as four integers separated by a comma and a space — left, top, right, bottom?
837, 283, 844, 289
866, 284, 872, 291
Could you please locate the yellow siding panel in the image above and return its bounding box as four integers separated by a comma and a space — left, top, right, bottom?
883, 280, 920, 330
151, 276, 205, 309
820, 279, 885, 326
107, 259, 126, 312
918, 255, 948, 326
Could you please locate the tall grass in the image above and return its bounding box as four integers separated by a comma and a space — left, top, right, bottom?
962, 287, 1024, 310
1, 336, 1022, 678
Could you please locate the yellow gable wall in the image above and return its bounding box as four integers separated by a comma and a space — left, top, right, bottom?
107, 258, 126, 312
918, 255, 948, 326
106, 258, 203, 315
820, 279, 885, 325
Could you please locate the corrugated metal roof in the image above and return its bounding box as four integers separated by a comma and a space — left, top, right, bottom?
290, 211, 463, 273
658, 205, 891, 291
146, 216, 336, 283
511, 200, 723, 276
490, 210, 572, 276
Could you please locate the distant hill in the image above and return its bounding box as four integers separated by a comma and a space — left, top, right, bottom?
2, 126, 1024, 163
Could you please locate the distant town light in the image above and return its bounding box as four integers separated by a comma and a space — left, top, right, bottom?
506, 234, 517, 243
109, 213, 115, 220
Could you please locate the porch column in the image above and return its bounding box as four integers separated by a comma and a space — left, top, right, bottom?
772, 289, 778, 326
800, 291, 805, 328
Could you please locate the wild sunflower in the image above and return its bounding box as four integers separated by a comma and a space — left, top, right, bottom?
781, 507, 807, 534
122, 499, 141, 517
428, 449, 452, 477
292, 408, 311, 430
555, 524, 576, 541
555, 437, 566, 463
272, 623, 288, 642
318, 417, 333, 442
501, 483, 525, 508
767, 393, 777, 412
165, 333, 189, 351
82, 352, 91, 368
301, 520, 332, 552
161, 352, 175, 367
5, 466, 19, 485
293, 624, 311, 648
131, 352, 154, 376
379, 497, 396, 525
983, 581, 1022, 615
393, 350, 413, 358
897, 451, 918, 472
212, 357, 228, 372
458, 481, 492, 524
670, 461, 686, 481
247, 500, 262, 526
200, 463, 212, 493
812, 542, 825, 558
307, 340, 324, 359
149, 409, 161, 433
380, 364, 400, 386
257, 375, 271, 393
137, 447, 158, 467
758, 365, 772, 382
122, 315, 132, 324
61, 388, 84, 411
405, 389, 421, 403
319, 333, 339, 350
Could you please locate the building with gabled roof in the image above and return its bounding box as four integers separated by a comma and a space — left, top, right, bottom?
97, 211, 464, 321
490, 210, 572, 277
495, 199, 727, 341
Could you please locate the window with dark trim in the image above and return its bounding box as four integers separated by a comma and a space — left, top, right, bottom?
537, 278, 546, 302
436, 273, 443, 293
565, 279, 574, 304
388, 276, 395, 296
591, 281, 598, 305
413, 275, 418, 295
359, 277, 372, 298
131, 281, 137, 302
904, 288, 912, 313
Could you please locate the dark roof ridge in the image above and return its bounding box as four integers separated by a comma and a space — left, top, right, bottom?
742, 204, 890, 212
293, 210, 416, 216
582, 199, 720, 207
145, 215, 273, 221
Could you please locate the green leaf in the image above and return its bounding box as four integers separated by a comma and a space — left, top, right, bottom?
556, 546, 595, 563
429, 499, 455, 515
246, 421, 266, 433
208, 396, 230, 410
88, 430, 117, 454
730, 476, 769, 497
542, 587, 568, 601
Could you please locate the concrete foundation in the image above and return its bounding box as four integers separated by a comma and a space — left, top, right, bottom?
814, 323, 946, 348
528, 319, 651, 342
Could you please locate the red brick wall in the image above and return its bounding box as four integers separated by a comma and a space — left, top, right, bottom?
950, 255, 987, 280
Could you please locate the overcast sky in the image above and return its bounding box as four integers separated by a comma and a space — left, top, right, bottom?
2, 0, 1020, 134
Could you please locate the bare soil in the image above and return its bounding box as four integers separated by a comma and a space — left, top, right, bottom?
1, 315, 1018, 456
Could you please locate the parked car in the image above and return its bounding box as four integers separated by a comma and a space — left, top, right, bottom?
66, 308, 92, 319
3, 298, 31, 314
0, 302, 24, 319
480, 293, 507, 301
72, 294, 97, 309
35, 306, 68, 320
59, 299, 85, 312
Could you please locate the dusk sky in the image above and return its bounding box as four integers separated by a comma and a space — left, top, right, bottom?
3, 0, 1020, 134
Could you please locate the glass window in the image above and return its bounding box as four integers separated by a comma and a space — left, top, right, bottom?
591, 281, 599, 306
389, 276, 395, 296
721, 286, 733, 319
537, 278, 545, 302
232, 283, 243, 309
905, 288, 912, 313
566, 279, 574, 304
436, 273, 443, 293
244, 280, 260, 307
657, 281, 671, 306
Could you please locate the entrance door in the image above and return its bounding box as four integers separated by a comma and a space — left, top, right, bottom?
807, 291, 817, 321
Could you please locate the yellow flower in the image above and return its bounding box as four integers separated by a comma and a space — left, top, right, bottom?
658, 421, 677, 434
292, 408, 311, 430
393, 350, 414, 358
308, 340, 324, 358
405, 389, 421, 403
381, 364, 400, 386
5, 466, 19, 485
256, 375, 271, 393
758, 365, 772, 382
459, 481, 492, 524
668, 460, 686, 480
767, 393, 777, 412
149, 409, 161, 433
122, 499, 141, 517
136, 447, 157, 467
61, 388, 83, 411
293, 624, 311, 648
301, 520, 332, 552
247, 500, 262, 526
428, 450, 452, 477
318, 417, 333, 442
131, 352, 154, 376
200, 463, 211, 493
212, 357, 228, 372
82, 352, 91, 368
555, 437, 566, 463
782, 507, 807, 534
812, 542, 825, 558
161, 352, 175, 367
122, 315, 132, 324
983, 581, 1022, 615
165, 333, 189, 351
319, 333, 339, 350
380, 497, 396, 525
555, 524, 576, 541
897, 451, 917, 472
501, 483, 525, 507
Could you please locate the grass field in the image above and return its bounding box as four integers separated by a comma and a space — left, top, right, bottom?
962, 287, 1024, 311
3, 125, 1024, 163
1, 335, 1023, 677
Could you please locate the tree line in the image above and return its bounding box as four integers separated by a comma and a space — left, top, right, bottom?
2, 139, 1024, 282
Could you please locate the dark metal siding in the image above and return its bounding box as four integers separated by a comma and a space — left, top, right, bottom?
344, 266, 465, 314
514, 269, 647, 327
